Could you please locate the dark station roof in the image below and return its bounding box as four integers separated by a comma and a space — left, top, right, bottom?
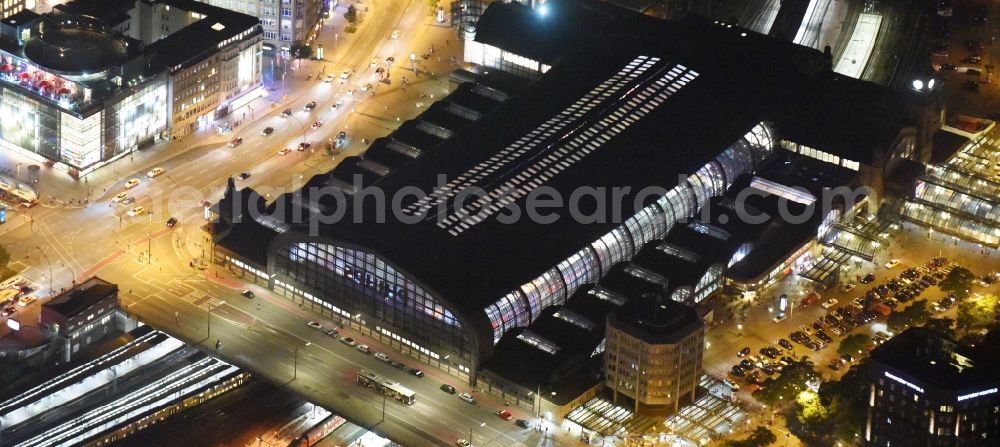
43, 277, 118, 318
871, 327, 1000, 394
221, 0, 910, 328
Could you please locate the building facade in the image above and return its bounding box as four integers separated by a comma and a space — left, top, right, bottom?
0, 0, 28, 20
196, 0, 324, 55
866, 328, 1000, 446
40, 277, 120, 362
605, 297, 704, 415
0, 0, 261, 174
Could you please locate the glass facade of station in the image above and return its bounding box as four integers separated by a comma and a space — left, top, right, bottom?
484, 123, 775, 344
273, 242, 474, 360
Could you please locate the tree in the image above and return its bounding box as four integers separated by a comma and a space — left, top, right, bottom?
345, 4, 358, 23
752, 358, 819, 407
838, 334, 870, 358
289, 41, 313, 60
958, 294, 1000, 330
887, 299, 932, 332
940, 267, 975, 300
789, 361, 870, 446
0, 244, 9, 266
719, 427, 777, 447
924, 317, 956, 337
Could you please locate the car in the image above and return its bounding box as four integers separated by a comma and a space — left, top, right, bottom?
772, 313, 787, 323
723, 379, 740, 391
331, 100, 344, 109
238, 171, 251, 180
812, 321, 824, 331
861, 273, 876, 284
17, 296, 35, 307
459, 392, 476, 404
340, 69, 352, 80
841, 353, 855, 363
166, 217, 178, 227
939, 63, 957, 71
829, 359, 845, 370
281, 108, 293, 117
390, 360, 405, 369
113, 192, 129, 203
240, 290, 255, 299
408, 368, 424, 377
127, 206, 145, 217
324, 328, 339, 338
799, 292, 820, 308
780, 356, 795, 366
738, 347, 751, 357
840, 283, 856, 293
440, 384, 457, 394
514, 419, 530, 429
816, 331, 833, 343
386, 56, 395, 64
356, 344, 370, 354
277, 148, 291, 156
740, 359, 754, 370
227, 137, 243, 148
304, 101, 317, 111
730, 365, 745, 377
146, 167, 165, 178
125, 178, 140, 189
761, 364, 776, 375
829, 325, 844, 336
391, 29, 401, 39
2, 305, 15, 316
340, 337, 356, 346
455, 439, 471, 447
778, 339, 793, 350
963, 56, 982, 65
297, 142, 311, 151
325, 74, 335, 83
362, 83, 373, 92
121, 196, 135, 204
370, 58, 380, 68
335, 131, 349, 148
375, 352, 391, 362
884, 259, 901, 269
261, 127, 274, 136
311, 121, 323, 129
346, 88, 355, 96
307, 321, 323, 330
822, 298, 839, 309
497, 409, 513, 421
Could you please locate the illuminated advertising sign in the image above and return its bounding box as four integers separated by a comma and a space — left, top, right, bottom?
957, 388, 998, 401
7, 319, 20, 331
885, 371, 924, 394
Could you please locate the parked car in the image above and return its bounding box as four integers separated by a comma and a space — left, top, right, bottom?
723, 379, 740, 391
356, 344, 370, 354
408, 368, 424, 377
340, 337, 357, 346
440, 384, 457, 394
778, 339, 793, 350
884, 259, 901, 269
861, 273, 876, 284
515, 419, 530, 429
458, 392, 476, 404
821, 298, 839, 309
307, 321, 323, 330
227, 137, 243, 148
738, 347, 751, 357
146, 167, 165, 178
166, 217, 178, 227
240, 290, 255, 299
497, 409, 513, 421
375, 352, 391, 362
261, 127, 274, 136
840, 283, 856, 293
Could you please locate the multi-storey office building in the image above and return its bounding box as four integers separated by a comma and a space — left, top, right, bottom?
0, 0, 28, 20
866, 328, 1000, 447
605, 296, 703, 415
213, 2, 928, 386
0, 0, 261, 175
196, 0, 324, 55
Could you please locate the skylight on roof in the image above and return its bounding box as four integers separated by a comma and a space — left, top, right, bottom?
553, 307, 597, 330
517, 330, 560, 354
211, 23, 226, 31
588, 286, 627, 306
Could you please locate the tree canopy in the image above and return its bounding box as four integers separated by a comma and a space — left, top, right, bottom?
837, 334, 870, 358
940, 267, 975, 300
718, 427, 778, 447
752, 358, 819, 407
958, 294, 999, 330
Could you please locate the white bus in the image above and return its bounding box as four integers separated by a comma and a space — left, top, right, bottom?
356, 369, 416, 405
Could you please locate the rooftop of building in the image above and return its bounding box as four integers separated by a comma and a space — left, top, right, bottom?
607, 294, 703, 344
43, 277, 118, 318
870, 327, 1000, 394
143, 0, 263, 71
220, 1, 906, 321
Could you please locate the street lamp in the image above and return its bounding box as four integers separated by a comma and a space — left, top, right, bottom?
469, 421, 485, 444
293, 341, 311, 380
737, 324, 743, 336
147, 211, 153, 264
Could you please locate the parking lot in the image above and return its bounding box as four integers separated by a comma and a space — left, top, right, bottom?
930, 0, 1000, 117
0, 276, 44, 338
